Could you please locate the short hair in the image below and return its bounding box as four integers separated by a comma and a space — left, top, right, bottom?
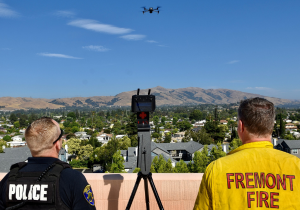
238, 97, 275, 137
25, 117, 58, 155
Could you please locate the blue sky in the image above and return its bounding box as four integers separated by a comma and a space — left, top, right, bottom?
1, 0, 300, 100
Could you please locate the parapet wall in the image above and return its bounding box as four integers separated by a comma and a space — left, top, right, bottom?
0, 173, 203, 210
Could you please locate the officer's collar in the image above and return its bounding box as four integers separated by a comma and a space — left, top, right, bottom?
228, 141, 273, 156
27, 157, 59, 165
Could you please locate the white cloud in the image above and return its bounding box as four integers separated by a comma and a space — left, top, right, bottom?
146, 40, 158, 43
82, 45, 110, 52
54, 10, 75, 18
68, 19, 133, 34
38, 53, 82, 59
0, 2, 19, 18
227, 60, 239, 64
120, 34, 146, 40
246, 87, 274, 91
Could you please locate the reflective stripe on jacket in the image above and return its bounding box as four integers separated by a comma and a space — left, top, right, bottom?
193, 141, 300, 210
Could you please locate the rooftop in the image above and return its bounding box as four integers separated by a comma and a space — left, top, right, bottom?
0, 173, 202, 210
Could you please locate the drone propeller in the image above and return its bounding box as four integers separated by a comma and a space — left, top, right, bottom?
141, 6, 147, 10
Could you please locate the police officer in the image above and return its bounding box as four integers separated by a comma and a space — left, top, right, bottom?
194, 97, 300, 210
0, 117, 96, 210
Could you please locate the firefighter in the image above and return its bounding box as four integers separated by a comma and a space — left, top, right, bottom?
193, 97, 300, 210
0, 117, 96, 210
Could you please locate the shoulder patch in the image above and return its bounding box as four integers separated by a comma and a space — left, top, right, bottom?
83, 185, 95, 206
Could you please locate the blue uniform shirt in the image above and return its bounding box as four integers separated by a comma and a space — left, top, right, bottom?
0, 157, 96, 210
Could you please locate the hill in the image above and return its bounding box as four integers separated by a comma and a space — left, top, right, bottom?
0, 86, 299, 110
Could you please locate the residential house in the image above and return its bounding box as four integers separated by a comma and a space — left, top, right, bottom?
156, 141, 203, 161
74, 132, 91, 140
121, 143, 178, 172
0, 146, 32, 172
96, 133, 112, 145
7, 135, 26, 147
275, 139, 300, 158
116, 135, 126, 139
19, 129, 26, 134
193, 122, 204, 127
285, 123, 297, 131
220, 120, 228, 125
171, 132, 185, 142
0, 146, 68, 172
0, 127, 7, 133
192, 127, 202, 132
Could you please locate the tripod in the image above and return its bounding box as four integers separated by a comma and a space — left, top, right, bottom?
126, 89, 164, 210
125, 172, 164, 210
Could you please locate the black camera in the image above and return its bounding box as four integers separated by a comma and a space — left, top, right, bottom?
131, 89, 156, 113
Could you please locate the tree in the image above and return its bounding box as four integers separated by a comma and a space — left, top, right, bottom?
189, 110, 203, 121
161, 116, 166, 125
119, 136, 131, 150
19, 114, 27, 127
229, 138, 242, 151
78, 144, 93, 161
125, 113, 137, 136
130, 134, 138, 147
67, 112, 77, 120
210, 143, 226, 162
133, 168, 141, 173
192, 128, 213, 145
176, 121, 192, 132
71, 126, 79, 133
204, 121, 225, 143
14, 121, 20, 129
165, 159, 173, 173
64, 138, 81, 158
280, 113, 285, 137
9, 113, 17, 124
174, 160, 189, 173
0, 140, 8, 153
3, 135, 11, 142
230, 126, 238, 141
153, 116, 159, 126
152, 156, 159, 172
152, 132, 160, 139
110, 150, 126, 173
172, 117, 178, 125
283, 133, 295, 140
164, 133, 172, 143
193, 146, 210, 172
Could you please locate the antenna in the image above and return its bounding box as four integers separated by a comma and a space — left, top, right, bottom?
148, 89, 151, 95
137, 88, 140, 95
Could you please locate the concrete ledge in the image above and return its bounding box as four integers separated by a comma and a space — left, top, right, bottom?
0, 173, 203, 210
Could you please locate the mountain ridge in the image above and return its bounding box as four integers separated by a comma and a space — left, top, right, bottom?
0, 86, 299, 110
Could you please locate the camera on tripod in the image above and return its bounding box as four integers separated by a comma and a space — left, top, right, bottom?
126, 88, 164, 210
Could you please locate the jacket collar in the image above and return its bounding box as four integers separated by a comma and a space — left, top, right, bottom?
228, 141, 273, 155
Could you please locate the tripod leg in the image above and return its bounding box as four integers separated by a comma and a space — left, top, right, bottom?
147, 173, 164, 210
143, 177, 150, 210
125, 173, 143, 210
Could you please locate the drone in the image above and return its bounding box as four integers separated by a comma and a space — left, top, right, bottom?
142, 7, 160, 14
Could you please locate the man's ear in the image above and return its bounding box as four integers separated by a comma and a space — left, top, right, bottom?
238, 120, 244, 132
54, 140, 61, 153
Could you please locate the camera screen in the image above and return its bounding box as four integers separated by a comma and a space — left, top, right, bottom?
134, 102, 152, 112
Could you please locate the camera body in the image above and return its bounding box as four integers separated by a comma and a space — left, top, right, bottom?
131, 95, 156, 113
131, 92, 155, 131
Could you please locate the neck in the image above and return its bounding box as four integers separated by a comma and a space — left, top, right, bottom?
32, 148, 59, 158
241, 135, 272, 145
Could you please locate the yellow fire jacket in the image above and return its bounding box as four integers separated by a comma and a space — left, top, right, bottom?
193, 141, 300, 210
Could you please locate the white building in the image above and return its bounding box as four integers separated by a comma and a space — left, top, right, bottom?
7, 136, 26, 147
